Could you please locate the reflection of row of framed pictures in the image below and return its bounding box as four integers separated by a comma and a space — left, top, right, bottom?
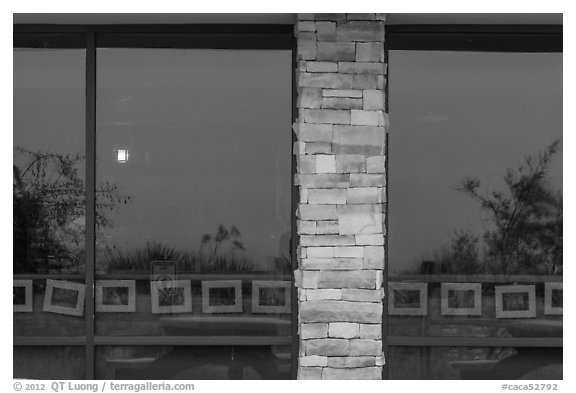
13, 279, 291, 316
388, 282, 563, 318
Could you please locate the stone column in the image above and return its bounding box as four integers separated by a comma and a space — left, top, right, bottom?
293, 13, 387, 380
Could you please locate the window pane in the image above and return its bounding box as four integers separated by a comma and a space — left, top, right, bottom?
388, 346, 562, 380
13, 48, 86, 336
14, 346, 86, 379
388, 51, 562, 378
96, 345, 291, 380
94, 47, 293, 371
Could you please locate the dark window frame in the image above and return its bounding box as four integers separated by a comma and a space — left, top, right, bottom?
383, 23, 563, 380
13, 23, 297, 380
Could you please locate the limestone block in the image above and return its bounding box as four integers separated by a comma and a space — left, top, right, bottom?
333, 125, 385, 155
339, 62, 386, 75
294, 269, 302, 288
308, 189, 346, 205
297, 32, 317, 60
363, 89, 385, 110
351, 110, 380, 126
327, 356, 376, 368
302, 258, 363, 270
296, 21, 316, 32
316, 21, 337, 41
356, 42, 383, 62
304, 109, 351, 125
366, 155, 386, 173
302, 271, 319, 288
300, 188, 309, 204
301, 323, 328, 339
307, 61, 338, 73
316, 220, 339, 234
322, 366, 381, 379
333, 246, 364, 258
337, 204, 383, 235
353, 74, 380, 89
336, 21, 384, 42
314, 13, 347, 21
300, 300, 382, 323
350, 173, 386, 187
305, 339, 349, 356
300, 235, 355, 247
297, 220, 317, 235
346, 13, 376, 21
298, 14, 316, 21
342, 288, 383, 303
318, 270, 377, 289
298, 87, 323, 109
293, 141, 306, 155
299, 72, 354, 89
329, 322, 359, 338
355, 234, 385, 246
364, 246, 384, 269
349, 339, 382, 356
335, 155, 366, 173
298, 367, 323, 380
322, 97, 363, 110
306, 289, 342, 301
299, 204, 338, 220
315, 154, 337, 174
306, 247, 334, 258
306, 142, 332, 154
347, 187, 379, 204
359, 324, 382, 339
317, 42, 356, 62
323, 89, 363, 98
298, 155, 316, 174
298, 174, 350, 189
300, 355, 328, 367
297, 123, 333, 143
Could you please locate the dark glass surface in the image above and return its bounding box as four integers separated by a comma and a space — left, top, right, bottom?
14, 347, 86, 379
388, 346, 562, 380
96, 345, 291, 380
388, 50, 562, 378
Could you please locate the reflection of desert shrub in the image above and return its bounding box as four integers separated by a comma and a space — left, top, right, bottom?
103, 241, 256, 273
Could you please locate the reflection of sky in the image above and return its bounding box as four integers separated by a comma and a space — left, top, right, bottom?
14, 48, 292, 271
96, 49, 292, 269
389, 51, 562, 274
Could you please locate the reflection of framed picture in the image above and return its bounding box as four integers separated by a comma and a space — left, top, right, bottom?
441, 283, 482, 316
544, 282, 562, 315
495, 285, 536, 319
43, 280, 85, 317
202, 280, 242, 313
13, 279, 33, 313
96, 280, 136, 313
151, 280, 192, 314
252, 280, 291, 314
388, 282, 428, 316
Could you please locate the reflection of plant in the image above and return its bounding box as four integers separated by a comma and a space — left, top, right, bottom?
200, 224, 245, 264
103, 241, 256, 273
13, 147, 130, 272
456, 141, 562, 275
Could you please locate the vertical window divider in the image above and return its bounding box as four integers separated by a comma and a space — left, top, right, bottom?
85, 27, 96, 380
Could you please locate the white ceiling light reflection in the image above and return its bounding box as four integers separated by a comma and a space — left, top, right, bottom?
116, 149, 130, 163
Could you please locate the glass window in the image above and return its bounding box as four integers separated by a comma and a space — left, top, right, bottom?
13, 48, 86, 337
388, 50, 562, 379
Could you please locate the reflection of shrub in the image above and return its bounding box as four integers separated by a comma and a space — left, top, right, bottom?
103, 241, 256, 273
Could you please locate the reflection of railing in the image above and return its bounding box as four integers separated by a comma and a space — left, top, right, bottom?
390, 274, 562, 283
13, 273, 292, 281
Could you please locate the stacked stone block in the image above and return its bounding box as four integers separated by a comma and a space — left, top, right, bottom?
293, 13, 387, 380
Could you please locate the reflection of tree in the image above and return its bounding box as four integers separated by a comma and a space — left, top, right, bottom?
417, 142, 562, 275
200, 224, 245, 265
457, 141, 562, 275
13, 147, 131, 273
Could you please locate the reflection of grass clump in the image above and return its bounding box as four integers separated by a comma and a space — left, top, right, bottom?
104, 225, 256, 273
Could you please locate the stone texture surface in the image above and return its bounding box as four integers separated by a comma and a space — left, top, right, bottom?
295, 13, 387, 380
